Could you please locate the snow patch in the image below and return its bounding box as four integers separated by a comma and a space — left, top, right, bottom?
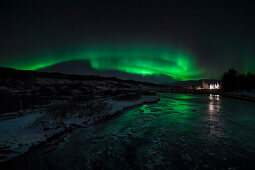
0, 94, 159, 162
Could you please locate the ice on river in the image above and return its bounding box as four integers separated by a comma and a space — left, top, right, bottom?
47, 93, 255, 170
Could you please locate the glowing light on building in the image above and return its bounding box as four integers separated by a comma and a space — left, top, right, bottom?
209, 83, 220, 90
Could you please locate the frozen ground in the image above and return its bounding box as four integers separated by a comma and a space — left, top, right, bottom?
0, 110, 55, 162
0, 95, 159, 162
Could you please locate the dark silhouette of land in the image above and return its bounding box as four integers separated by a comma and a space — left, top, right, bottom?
0, 67, 165, 114
221, 68, 255, 91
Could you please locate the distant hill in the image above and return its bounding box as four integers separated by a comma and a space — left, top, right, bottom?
0, 67, 165, 87
38, 60, 175, 84
0, 67, 167, 114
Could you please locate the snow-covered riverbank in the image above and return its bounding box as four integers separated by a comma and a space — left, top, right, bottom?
0, 94, 160, 163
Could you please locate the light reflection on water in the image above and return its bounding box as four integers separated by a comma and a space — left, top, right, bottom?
208, 94, 224, 137
47, 93, 255, 170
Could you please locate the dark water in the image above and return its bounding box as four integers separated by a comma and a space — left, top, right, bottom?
47, 93, 255, 170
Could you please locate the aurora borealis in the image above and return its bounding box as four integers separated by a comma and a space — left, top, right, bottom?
1, 45, 203, 81
1, 0, 255, 83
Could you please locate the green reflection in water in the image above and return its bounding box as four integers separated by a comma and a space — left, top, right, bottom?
126, 94, 198, 132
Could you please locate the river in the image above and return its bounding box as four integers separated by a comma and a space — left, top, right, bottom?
46, 93, 255, 169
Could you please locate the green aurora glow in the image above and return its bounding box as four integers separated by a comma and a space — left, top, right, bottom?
1, 45, 203, 81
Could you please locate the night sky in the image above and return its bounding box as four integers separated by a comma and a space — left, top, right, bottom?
1, 0, 255, 83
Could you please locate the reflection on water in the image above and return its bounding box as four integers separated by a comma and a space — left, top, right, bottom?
208, 94, 224, 137
208, 94, 221, 119
47, 93, 255, 170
